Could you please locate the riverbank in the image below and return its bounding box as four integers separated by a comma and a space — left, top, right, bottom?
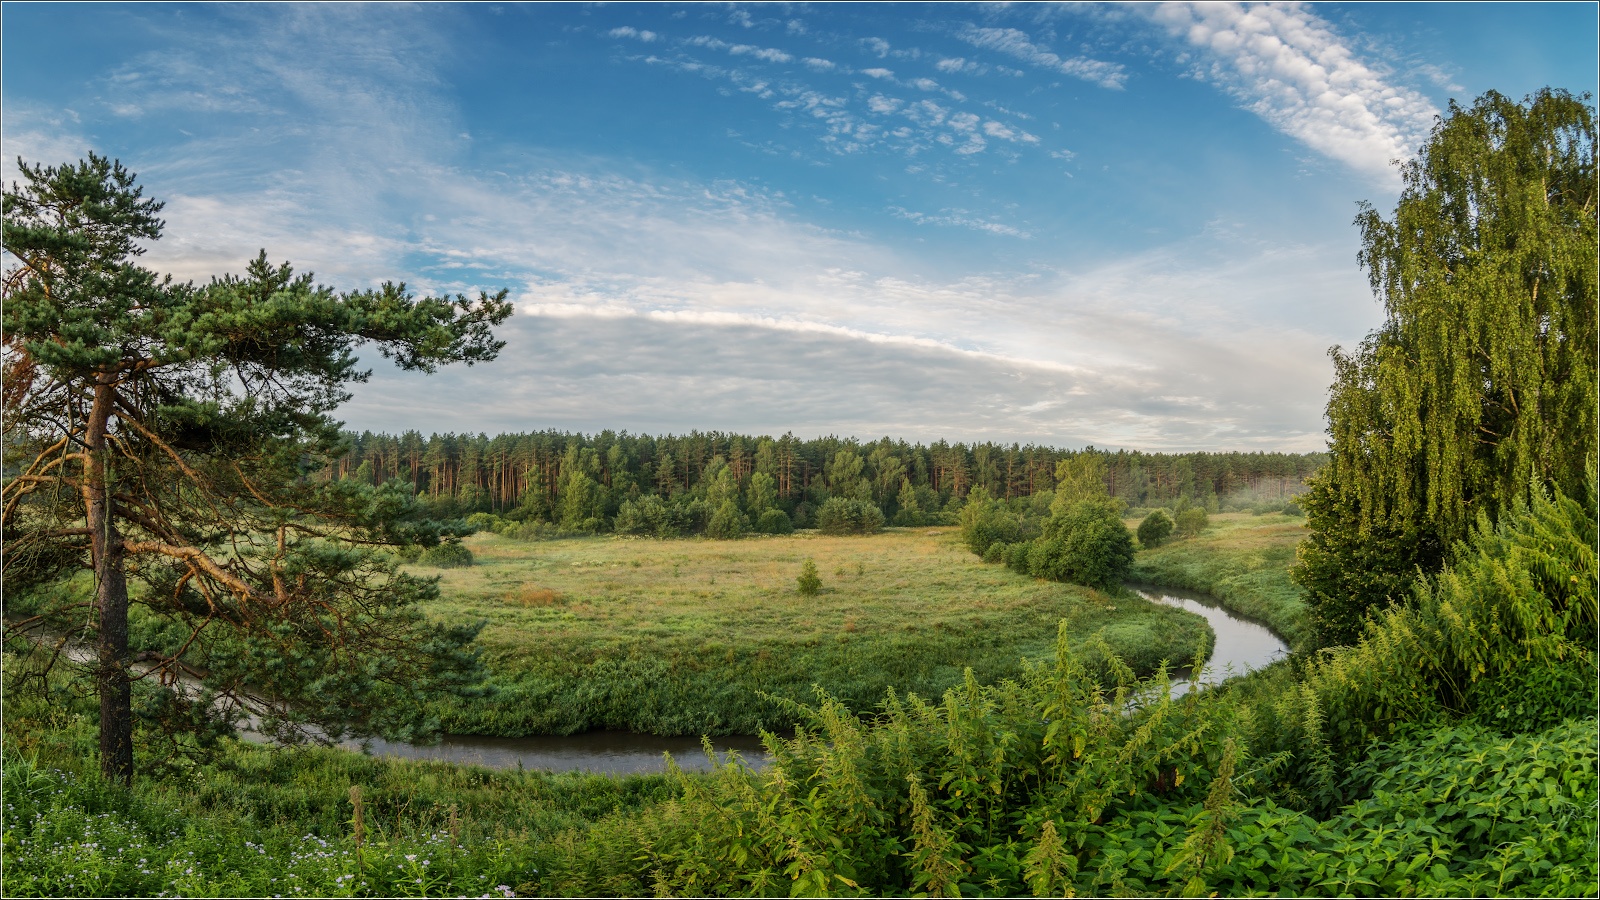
1128, 512, 1312, 651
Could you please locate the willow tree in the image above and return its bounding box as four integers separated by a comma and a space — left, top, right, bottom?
2, 155, 513, 782
1295, 89, 1597, 647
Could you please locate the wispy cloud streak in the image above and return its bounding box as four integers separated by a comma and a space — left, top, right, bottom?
1144, 2, 1438, 182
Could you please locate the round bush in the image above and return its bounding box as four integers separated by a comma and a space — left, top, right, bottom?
1137, 509, 1176, 549
419, 540, 474, 568
1034, 500, 1136, 590
982, 541, 1008, 564
755, 508, 794, 535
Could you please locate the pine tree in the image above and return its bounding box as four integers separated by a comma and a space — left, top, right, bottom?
2, 155, 512, 782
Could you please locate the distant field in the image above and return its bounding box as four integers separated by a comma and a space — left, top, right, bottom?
418, 527, 1212, 737
1129, 512, 1311, 651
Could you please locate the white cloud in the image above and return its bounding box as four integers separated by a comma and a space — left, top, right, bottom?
959, 26, 1128, 90
1144, 2, 1438, 183
728, 43, 792, 63
802, 57, 836, 71
609, 26, 658, 42
867, 94, 902, 115
862, 67, 895, 80
934, 56, 985, 75
891, 206, 1028, 238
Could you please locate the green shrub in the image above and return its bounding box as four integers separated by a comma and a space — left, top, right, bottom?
1032, 499, 1136, 591
814, 497, 886, 535
1137, 509, 1176, 548
796, 558, 821, 595
754, 508, 793, 535
418, 540, 473, 568
981, 541, 1008, 564
1175, 506, 1209, 538
1005, 540, 1032, 574
614, 496, 670, 536
958, 487, 1021, 556
1305, 480, 1596, 753
705, 501, 751, 540
464, 511, 508, 532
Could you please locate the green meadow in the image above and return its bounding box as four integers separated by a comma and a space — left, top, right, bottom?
418, 527, 1212, 736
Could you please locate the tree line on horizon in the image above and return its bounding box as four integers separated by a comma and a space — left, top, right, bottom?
323, 429, 1325, 532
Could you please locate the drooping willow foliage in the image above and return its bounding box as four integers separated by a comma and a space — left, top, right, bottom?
1296, 88, 1597, 647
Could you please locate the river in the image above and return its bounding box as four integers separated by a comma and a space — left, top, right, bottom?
8, 585, 1289, 775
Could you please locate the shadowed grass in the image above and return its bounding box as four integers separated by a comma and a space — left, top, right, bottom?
415, 527, 1212, 736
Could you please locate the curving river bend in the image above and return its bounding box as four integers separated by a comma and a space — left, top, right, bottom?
11, 585, 1289, 775
317, 584, 1290, 774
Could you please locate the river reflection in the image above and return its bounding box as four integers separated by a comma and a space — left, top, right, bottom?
340, 730, 773, 775
1131, 583, 1290, 696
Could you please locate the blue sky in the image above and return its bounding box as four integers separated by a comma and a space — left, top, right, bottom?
4, 2, 1595, 451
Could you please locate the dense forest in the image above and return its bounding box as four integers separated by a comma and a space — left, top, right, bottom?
326, 429, 1324, 529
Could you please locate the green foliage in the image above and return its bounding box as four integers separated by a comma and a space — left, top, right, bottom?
419, 540, 474, 569
1081, 717, 1597, 898
745, 471, 778, 516
813, 497, 886, 535
1032, 499, 1136, 591
957, 486, 1022, 556
1051, 453, 1109, 513
1136, 509, 1175, 548
796, 558, 822, 595
0, 683, 674, 900
1296, 89, 1598, 648
1175, 506, 1208, 538
753, 508, 793, 535
980, 540, 1007, 564
1004, 540, 1032, 574
893, 477, 924, 526
1, 156, 509, 778
705, 500, 751, 540
1304, 479, 1596, 754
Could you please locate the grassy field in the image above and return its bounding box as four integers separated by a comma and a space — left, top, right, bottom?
1129, 512, 1312, 651
416, 527, 1212, 737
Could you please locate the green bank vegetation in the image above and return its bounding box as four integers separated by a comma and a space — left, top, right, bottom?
1130, 511, 1312, 651
4, 481, 1593, 896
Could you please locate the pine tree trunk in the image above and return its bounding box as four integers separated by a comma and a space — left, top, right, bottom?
85, 378, 133, 784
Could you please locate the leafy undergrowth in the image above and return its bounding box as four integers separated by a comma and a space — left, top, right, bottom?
1130, 512, 1312, 650
5, 491, 1592, 898
0, 680, 677, 899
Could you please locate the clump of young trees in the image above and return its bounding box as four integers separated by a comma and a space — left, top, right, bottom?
962, 456, 1134, 591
